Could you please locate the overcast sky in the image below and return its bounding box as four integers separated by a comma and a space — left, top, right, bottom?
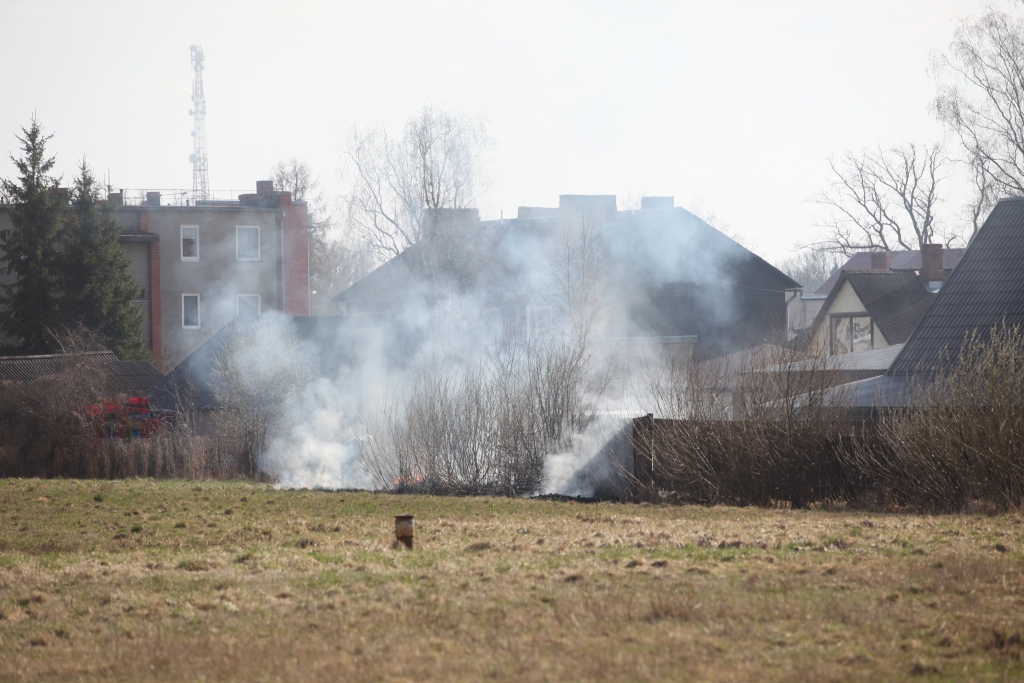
0, 0, 997, 263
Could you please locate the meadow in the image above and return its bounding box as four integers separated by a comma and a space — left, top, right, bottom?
1, 478, 1023, 682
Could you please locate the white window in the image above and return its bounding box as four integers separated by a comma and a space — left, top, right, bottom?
182, 294, 201, 329
236, 226, 261, 261
237, 294, 261, 317
181, 226, 199, 261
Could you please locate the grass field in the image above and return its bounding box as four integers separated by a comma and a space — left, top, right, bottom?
1, 479, 1023, 682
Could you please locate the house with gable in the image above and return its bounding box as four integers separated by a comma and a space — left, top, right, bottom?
786, 245, 965, 340
832, 197, 1024, 417
803, 257, 936, 355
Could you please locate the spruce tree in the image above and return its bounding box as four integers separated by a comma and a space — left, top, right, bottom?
0, 118, 65, 354
61, 160, 148, 360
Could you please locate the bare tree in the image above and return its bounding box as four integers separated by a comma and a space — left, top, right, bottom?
933, 7, 1024, 227
776, 249, 842, 293
344, 106, 488, 262
270, 159, 370, 314
812, 142, 946, 255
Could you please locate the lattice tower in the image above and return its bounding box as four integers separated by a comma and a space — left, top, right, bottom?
188, 44, 210, 201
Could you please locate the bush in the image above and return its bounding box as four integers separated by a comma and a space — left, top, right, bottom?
638, 342, 856, 507
851, 324, 1024, 512
364, 335, 597, 496
0, 352, 258, 480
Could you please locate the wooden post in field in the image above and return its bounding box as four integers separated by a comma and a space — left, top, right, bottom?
395, 515, 414, 549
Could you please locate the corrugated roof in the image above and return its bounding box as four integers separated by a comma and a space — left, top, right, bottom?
804, 270, 934, 349
782, 343, 904, 373
0, 351, 164, 397
814, 248, 966, 296
828, 373, 912, 409
889, 198, 1024, 375
843, 270, 935, 345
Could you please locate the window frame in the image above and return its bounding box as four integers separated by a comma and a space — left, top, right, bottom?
182, 293, 201, 330
180, 225, 200, 262
829, 313, 873, 354
237, 293, 262, 317
235, 225, 261, 262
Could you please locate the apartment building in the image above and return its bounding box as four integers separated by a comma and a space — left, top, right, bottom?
0, 180, 309, 366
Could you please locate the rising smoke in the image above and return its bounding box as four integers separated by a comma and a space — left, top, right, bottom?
215, 199, 763, 495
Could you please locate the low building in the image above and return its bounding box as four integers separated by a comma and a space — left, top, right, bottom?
831, 198, 1024, 417
0, 350, 164, 397
786, 246, 964, 340
803, 267, 935, 355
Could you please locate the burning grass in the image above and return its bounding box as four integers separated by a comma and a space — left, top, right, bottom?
2, 479, 1024, 682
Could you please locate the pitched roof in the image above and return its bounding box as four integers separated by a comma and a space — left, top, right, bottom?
805, 270, 935, 347
0, 351, 164, 397
335, 208, 800, 304
782, 343, 904, 373
889, 197, 1024, 375
844, 270, 935, 345
814, 248, 966, 295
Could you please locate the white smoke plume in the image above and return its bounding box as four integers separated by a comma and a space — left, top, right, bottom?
202, 199, 780, 494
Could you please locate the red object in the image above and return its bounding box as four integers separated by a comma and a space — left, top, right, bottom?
85, 397, 164, 439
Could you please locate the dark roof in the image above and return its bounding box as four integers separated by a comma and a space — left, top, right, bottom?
844, 271, 935, 345
814, 248, 966, 295
889, 197, 1024, 375
805, 270, 934, 347
0, 351, 164, 397
335, 207, 801, 308
149, 316, 353, 411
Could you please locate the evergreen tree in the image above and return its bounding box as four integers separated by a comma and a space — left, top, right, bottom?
61, 160, 148, 360
0, 118, 65, 354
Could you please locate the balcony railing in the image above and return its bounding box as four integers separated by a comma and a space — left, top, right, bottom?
113, 189, 247, 207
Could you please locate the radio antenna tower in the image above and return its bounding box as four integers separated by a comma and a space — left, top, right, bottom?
188, 44, 210, 201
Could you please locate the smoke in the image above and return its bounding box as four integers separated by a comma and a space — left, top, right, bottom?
203, 200, 768, 494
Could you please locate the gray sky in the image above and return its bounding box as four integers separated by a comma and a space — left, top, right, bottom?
0, 0, 992, 262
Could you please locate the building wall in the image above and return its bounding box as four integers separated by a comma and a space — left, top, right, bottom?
0, 182, 310, 367
810, 281, 890, 353
126, 205, 284, 366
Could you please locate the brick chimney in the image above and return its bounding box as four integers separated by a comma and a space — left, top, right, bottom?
870, 251, 891, 270
107, 192, 123, 206
256, 180, 274, 196
920, 243, 945, 291
146, 191, 161, 207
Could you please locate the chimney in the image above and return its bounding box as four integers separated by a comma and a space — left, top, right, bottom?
107, 192, 123, 206
558, 195, 617, 222
146, 191, 161, 207
256, 180, 274, 196
870, 251, 891, 271
920, 243, 945, 291
640, 196, 674, 210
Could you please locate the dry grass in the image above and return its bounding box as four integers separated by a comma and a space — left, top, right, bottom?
1, 479, 1024, 682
